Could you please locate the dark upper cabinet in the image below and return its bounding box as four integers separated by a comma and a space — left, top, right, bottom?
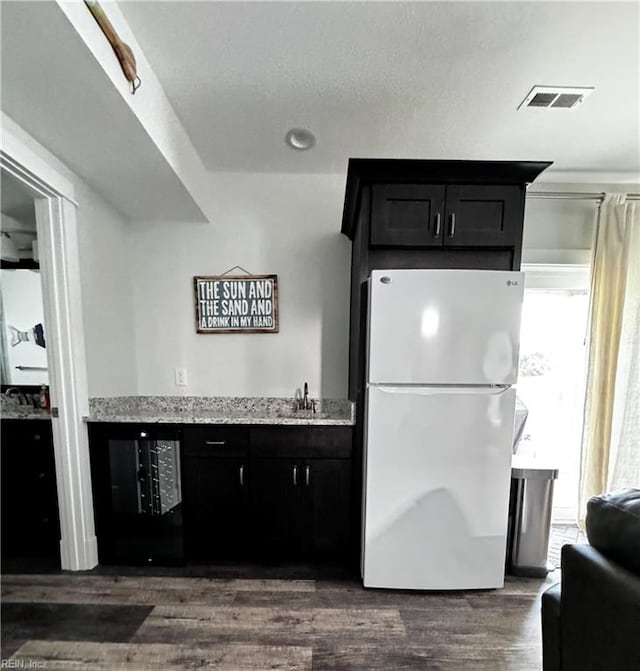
342, 159, 552, 243
444, 185, 521, 247
370, 183, 521, 248
371, 184, 445, 247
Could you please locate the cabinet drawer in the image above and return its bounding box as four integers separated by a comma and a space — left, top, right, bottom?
249, 426, 353, 459
183, 426, 249, 457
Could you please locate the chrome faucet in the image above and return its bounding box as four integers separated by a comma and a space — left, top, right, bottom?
296, 382, 316, 412
4, 387, 27, 405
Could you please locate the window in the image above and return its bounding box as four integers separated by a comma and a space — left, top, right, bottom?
517, 265, 590, 523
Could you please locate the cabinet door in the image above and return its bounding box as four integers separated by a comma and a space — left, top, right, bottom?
303, 459, 352, 557
1, 420, 60, 560
182, 457, 249, 559
371, 184, 445, 247
250, 458, 304, 558
444, 185, 521, 247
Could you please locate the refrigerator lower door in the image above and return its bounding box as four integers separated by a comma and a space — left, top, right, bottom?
362, 385, 516, 590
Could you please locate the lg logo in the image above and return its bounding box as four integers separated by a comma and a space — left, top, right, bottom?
506, 280, 519, 286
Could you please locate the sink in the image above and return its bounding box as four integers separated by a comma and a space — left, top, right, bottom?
267, 408, 331, 420
293, 410, 331, 419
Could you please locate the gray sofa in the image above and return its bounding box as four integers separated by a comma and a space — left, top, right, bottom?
541, 489, 640, 671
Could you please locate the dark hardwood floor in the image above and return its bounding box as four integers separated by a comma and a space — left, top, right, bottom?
1, 562, 557, 670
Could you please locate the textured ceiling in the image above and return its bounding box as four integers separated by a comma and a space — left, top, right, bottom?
1, 0, 208, 222
119, 1, 639, 176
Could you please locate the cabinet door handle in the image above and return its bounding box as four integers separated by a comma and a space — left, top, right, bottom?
239, 465, 244, 487
293, 465, 298, 486
434, 212, 441, 237
448, 213, 456, 238
305, 465, 310, 487
205, 440, 226, 446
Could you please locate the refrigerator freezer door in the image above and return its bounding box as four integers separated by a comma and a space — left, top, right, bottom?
362, 385, 516, 590
368, 269, 524, 385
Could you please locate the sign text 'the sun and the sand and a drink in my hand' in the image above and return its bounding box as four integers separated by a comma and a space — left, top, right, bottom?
194, 275, 279, 333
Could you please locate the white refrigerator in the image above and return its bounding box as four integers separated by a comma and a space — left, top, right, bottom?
362, 269, 524, 590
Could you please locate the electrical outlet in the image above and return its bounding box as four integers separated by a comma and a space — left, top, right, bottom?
175, 367, 188, 386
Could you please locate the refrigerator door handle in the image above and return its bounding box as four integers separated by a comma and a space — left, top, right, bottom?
371, 385, 512, 396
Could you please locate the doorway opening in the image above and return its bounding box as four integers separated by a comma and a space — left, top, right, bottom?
517, 265, 590, 524
1, 169, 60, 569
1, 142, 97, 571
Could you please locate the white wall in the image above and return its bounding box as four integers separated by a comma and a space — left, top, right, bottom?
130, 172, 351, 398
6, 113, 636, 401
73, 178, 137, 397
1, 113, 137, 397
130, 174, 640, 399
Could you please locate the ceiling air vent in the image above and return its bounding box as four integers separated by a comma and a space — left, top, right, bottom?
518, 86, 594, 110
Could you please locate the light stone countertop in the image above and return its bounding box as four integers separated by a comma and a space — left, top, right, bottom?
0, 405, 51, 420
86, 396, 355, 426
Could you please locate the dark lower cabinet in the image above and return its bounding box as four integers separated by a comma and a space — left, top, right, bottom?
182, 456, 250, 559
251, 458, 304, 558
251, 457, 351, 560
90, 423, 354, 566
249, 426, 353, 560
182, 425, 250, 560
1, 419, 60, 562
306, 458, 351, 556
181, 425, 353, 563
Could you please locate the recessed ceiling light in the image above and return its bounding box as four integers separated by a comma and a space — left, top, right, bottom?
518, 85, 595, 110
285, 128, 316, 151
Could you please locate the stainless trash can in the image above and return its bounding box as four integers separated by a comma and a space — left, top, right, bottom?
508, 456, 559, 577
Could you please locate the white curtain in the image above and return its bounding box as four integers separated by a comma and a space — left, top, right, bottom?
579, 194, 640, 524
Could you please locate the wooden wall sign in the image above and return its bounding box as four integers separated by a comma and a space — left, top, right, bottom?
194, 275, 279, 334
